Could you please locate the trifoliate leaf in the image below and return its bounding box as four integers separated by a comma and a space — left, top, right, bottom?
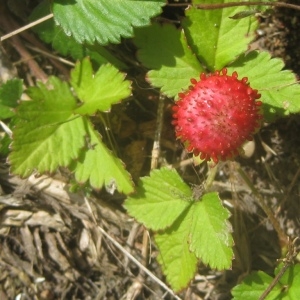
232, 264, 300, 299
0, 79, 22, 119
182, 0, 258, 71
52, 0, 165, 45
30, 0, 126, 69
71, 58, 131, 115
155, 210, 198, 292
9, 77, 86, 176
189, 192, 233, 269
125, 168, 233, 291
72, 120, 134, 194
124, 167, 193, 230
227, 51, 300, 122
134, 23, 203, 98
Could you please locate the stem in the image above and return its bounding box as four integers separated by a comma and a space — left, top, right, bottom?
259, 237, 298, 300
259, 262, 289, 300
168, 1, 300, 12
205, 162, 219, 190
150, 94, 165, 170
98, 113, 119, 156
237, 166, 288, 244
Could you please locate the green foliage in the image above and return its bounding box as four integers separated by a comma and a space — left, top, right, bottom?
182, 0, 258, 71
71, 119, 134, 194
9, 77, 86, 175
52, 0, 166, 44
232, 264, 300, 299
155, 212, 198, 291
133, 0, 300, 121
30, 0, 127, 69
0, 79, 22, 120
124, 168, 193, 230
9, 59, 134, 194
3, 0, 300, 295
134, 23, 203, 98
227, 51, 300, 122
71, 59, 131, 115
125, 168, 234, 291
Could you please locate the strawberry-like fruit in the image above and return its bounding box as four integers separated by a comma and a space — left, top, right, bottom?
172, 68, 262, 163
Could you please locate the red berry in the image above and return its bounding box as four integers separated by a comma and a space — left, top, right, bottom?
172, 68, 262, 163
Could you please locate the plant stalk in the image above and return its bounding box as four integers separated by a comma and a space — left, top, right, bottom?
237, 165, 288, 244
169, 1, 300, 12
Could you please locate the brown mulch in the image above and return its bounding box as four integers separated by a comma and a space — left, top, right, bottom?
1, 1, 300, 299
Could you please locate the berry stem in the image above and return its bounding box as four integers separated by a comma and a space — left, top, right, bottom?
205, 161, 219, 191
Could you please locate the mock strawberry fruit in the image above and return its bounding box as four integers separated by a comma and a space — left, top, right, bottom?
172, 68, 262, 163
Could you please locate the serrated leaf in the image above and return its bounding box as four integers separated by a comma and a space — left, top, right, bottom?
9, 77, 86, 176
134, 23, 203, 97
30, 0, 127, 69
155, 210, 198, 292
189, 192, 233, 269
71, 58, 131, 115
0, 79, 22, 119
52, 0, 165, 45
227, 51, 300, 122
182, 0, 258, 71
30, 1, 79, 52
73, 120, 134, 194
231, 271, 280, 300
124, 167, 193, 230
232, 264, 300, 299
126, 168, 233, 291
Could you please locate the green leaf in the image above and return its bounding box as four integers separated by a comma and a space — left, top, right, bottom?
0, 116, 18, 156
52, 0, 165, 45
227, 51, 300, 122
232, 264, 300, 300
71, 58, 131, 115
73, 120, 134, 194
277, 264, 300, 299
182, 0, 258, 71
0, 79, 22, 119
232, 271, 280, 299
0, 133, 11, 156
155, 209, 198, 292
125, 168, 233, 292
9, 77, 86, 176
134, 23, 203, 98
189, 192, 233, 269
30, 0, 127, 69
124, 167, 193, 231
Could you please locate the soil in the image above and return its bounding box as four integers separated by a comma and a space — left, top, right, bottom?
0, 1, 300, 300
